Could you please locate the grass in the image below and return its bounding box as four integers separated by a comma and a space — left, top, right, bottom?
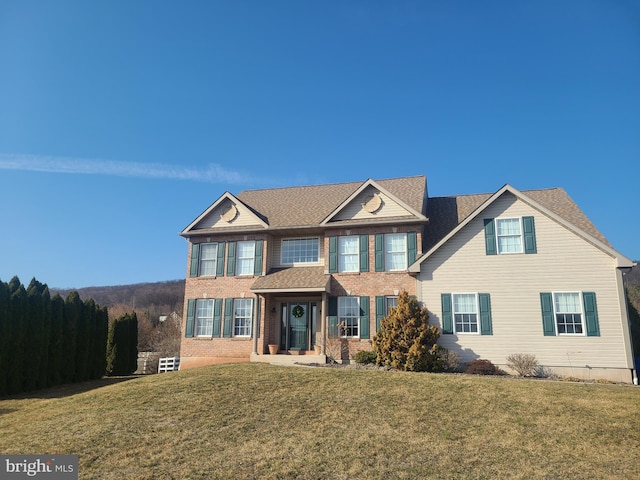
1, 364, 639, 479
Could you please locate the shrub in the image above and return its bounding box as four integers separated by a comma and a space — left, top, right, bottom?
373, 291, 441, 372
438, 348, 461, 373
465, 359, 504, 376
354, 350, 377, 365
506, 353, 540, 377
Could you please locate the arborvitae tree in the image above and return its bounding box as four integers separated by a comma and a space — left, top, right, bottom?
25, 279, 46, 391
372, 291, 443, 372
0, 279, 9, 395
48, 294, 65, 387
73, 296, 90, 382
8, 285, 27, 394
62, 292, 82, 383
128, 311, 138, 374
94, 306, 109, 378
106, 314, 134, 376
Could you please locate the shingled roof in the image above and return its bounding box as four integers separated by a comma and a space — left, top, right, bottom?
235, 175, 427, 228
423, 187, 610, 252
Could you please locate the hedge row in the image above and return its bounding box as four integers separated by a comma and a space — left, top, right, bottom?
0, 276, 109, 396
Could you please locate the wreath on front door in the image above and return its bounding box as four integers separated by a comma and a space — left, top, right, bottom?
292, 305, 305, 318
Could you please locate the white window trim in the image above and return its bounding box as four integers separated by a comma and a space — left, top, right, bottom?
232, 298, 253, 337
495, 217, 524, 255
199, 243, 218, 277
236, 240, 256, 276
552, 291, 586, 336
280, 237, 320, 266
195, 299, 215, 337
452, 292, 480, 335
385, 296, 398, 315
338, 296, 360, 338
339, 235, 359, 273
384, 233, 408, 271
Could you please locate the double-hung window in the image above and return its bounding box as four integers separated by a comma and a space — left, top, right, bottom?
453, 293, 479, 334
496, 218, 523, 254
281, 238, 319, 265
199, 243, 218, 276
385, 296, 398, 314
233, 298, 253, 337
195, 299, 215, 337
236, 241, 255, 275
484, 216, 536, 255
554, 292, 583, 335
385, 233, 407, 271
338, 297, 359, 337
339, 236, 359, 272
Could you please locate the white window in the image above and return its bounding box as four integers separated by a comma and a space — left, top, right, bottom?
385, 296, 398, 314
338, 297, 359, 337
199, 243, 218, 276
453, 293, 479, 334
339, 236, 359, 272
496, 218, 523, 254
236, 241, 255, 275
554, 292, 583, 335
281, 238, 319, 264
195, 299, 214, 337
233, 298, 253, 337
385, 234, 407, 271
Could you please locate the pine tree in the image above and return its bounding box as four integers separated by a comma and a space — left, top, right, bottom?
372, 291, 442, 372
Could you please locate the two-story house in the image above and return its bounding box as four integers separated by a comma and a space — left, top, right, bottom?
179, 176, 428, 369
179, 176, 636, 383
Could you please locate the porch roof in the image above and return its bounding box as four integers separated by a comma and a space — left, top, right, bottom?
251, 266, 331, 293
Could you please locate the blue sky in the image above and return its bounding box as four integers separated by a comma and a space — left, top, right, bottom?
0, 0, 638, 288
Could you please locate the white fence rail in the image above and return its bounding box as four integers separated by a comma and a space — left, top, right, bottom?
158, 356, 180, 373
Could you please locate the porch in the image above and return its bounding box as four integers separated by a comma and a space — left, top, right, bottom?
250, 350, 327, 366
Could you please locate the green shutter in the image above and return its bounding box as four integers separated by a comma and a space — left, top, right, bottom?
185, 299, 196, 337
328, 297, 338, 338
213, 299, 222, 337
328, 236, 338, 273
375, 296, 385, 332
189, 244, 200, 277
359, 234, 369, 272
441, 293, 453, 334
523, 216, 537, 254
484, 219, 497, 255
540, 292, 556, 336
254, 240, 263, 276
478, 293, 492, 335
359, 296, 370, 339
223, 298, 233, 338
583, 292, 600, 336
216, 242, 226, 276
226, 242, 236, 276
375, 234, 385, 271
407, 231, 417, 265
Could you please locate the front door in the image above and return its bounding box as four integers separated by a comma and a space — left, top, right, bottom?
288, 303, 308, 350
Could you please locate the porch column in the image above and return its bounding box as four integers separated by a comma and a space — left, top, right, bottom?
252, 294, 261, 354
321, 292, 327, 355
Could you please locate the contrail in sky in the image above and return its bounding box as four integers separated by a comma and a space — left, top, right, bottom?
0, 153, 249, 185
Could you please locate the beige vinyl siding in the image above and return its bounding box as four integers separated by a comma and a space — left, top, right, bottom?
333, 187, 413, 221
418, 193, 631, 370
197, 200, 264, 229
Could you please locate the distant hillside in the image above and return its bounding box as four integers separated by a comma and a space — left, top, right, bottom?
51, 279, 185, 314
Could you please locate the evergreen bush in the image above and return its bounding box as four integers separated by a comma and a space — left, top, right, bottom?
372, 291, 442, 372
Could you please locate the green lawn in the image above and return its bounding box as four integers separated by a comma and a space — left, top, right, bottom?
1, 364, 638, 479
